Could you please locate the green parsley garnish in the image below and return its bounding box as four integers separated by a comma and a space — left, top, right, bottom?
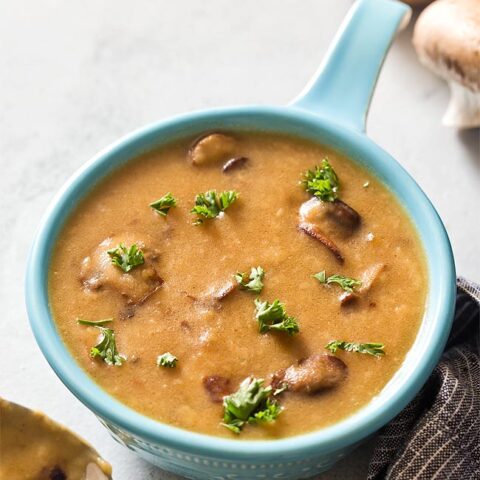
191, 190, 238, 225
89, 327, 125, 366
156, 352, 178, 368
301, 158, 339, 201
254, 299, 299, 335
325, 340, 385, 357
107, 243, 145, 273
249, 399, 282, 423
313, 271, 362, 293
77, 318, 113, 327
150, 192, 177, 217
235, 266, 265, 293
222, 377, 282, 434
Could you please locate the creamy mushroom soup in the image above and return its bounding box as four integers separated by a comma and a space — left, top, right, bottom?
49, 132, 428, 439
0, 398, 112, 479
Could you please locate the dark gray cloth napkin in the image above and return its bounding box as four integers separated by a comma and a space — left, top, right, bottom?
367, 277, 480, 480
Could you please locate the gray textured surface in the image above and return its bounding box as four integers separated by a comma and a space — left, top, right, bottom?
1, 1, 478, 479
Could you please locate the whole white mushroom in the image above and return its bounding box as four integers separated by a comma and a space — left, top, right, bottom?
413, 0, 480, 128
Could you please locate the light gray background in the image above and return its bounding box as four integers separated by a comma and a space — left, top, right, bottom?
1, 1, 478, 479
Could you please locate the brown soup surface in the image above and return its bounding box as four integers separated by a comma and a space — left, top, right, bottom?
49, 132, 428, 439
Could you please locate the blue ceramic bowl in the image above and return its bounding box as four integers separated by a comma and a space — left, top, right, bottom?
26, 1, 456, 479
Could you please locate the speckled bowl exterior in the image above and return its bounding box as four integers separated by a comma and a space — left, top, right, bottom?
99, 417, 360, 480
25, 2, 456, 479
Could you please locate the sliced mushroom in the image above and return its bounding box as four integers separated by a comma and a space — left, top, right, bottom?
222, 156, 249, 173
298, 222, 344, 263
188, 132, 237, 166
182, 290, 222, 312
271, 354, 347, 394
326, 199, 361, 230
79, 234, 163, 305
212, 281, 238, 301
300, 197, 361, 232
413, 0, 480, 128
298, 197, 363, 263
340, 263, 386, 305
202, 375, 232, 403
183, 280, 238, 312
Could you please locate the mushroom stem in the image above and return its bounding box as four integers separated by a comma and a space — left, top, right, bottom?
443, 81, 480, 128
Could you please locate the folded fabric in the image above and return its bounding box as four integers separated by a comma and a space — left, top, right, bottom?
367, 277, 480, 480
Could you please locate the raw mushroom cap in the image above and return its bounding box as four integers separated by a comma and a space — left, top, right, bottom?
413, 0, 480, 127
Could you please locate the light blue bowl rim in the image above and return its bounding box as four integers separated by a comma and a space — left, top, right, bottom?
26, 105, 456, 460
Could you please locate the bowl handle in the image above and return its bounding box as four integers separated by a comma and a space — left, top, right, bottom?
291, 0, 411, 133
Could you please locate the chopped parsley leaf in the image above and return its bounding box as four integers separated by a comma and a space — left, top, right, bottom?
325, 340, 385, 357
301, 159, 339, 202
107, 243, 144, 273
150, 192, 177, 217
313, 271, 362, 293
222, 377, 282, 434
191, 190, 238, 225
77, 318, 113, 327
156, 352, 178, 368
254, 299, 299, 335
235, 266, 265, 293
89, 327, 125, 366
